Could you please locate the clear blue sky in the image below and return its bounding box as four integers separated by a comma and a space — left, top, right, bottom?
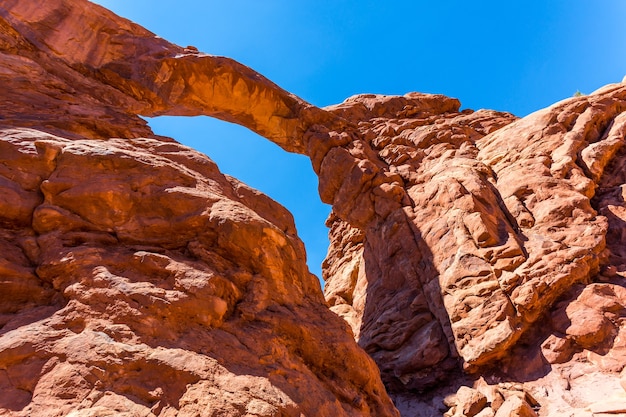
93, 1, 626, 281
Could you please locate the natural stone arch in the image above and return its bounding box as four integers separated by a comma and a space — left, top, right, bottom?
6, 0, 626, 396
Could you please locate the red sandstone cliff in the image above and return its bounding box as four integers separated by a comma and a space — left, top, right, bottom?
0, 1, 397, 416
1, 0, 626, 416
322, 87, 626, 416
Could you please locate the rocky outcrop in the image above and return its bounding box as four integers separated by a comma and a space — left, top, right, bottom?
0, 131, 400, 417
0, 1, 398, 416
321, 95, 519, 389
322, 87, 626, 414
323, 83, 626, 380
2, 0, 626, 416
323, 84, 626, 385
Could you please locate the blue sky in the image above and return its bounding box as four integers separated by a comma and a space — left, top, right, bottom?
92, 1, 626, 280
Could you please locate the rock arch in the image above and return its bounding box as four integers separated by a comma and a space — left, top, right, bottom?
3, 1, 626, 412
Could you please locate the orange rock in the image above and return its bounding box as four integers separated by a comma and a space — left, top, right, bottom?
324, 84, 626, 391
0, 1, 399, 416
449, 386, 488, 417
0, 128, 399, 417
3, 0, 626, 415
493, 396, 537, 417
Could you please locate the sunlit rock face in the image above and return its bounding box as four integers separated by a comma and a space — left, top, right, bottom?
320, 86, 626, 415
0, 1, 398, 416
320, 94, 520, 389
322, 86, 626, 388
2, 0, 626, 416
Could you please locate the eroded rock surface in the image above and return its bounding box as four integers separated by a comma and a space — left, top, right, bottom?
322, 88, 626, 415
2, 0, 626, 416
0, 1, 398, 416
321, 95, 519, 389
0, 131, 400, 417
322, 85, 626, 383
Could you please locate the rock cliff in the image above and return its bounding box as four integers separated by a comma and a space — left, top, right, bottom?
0, 1, 397, 416
1, 0, 626, 416
322, 86, 626, 416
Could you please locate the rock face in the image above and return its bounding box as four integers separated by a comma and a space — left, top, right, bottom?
2, 0, 626, 416
0, 1, 398, 416
323, 84, 626, 383
321, 95, 519, 388
0, 131, 405, 417
322, 87, 626, 414
321, 87, 626, 414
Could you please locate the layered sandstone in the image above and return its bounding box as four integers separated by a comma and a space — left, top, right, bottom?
2, 0, 626, 416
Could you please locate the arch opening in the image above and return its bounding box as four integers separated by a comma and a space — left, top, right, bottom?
146, 115, 331, 281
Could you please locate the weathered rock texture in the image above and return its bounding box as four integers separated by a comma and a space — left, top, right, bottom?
322, 87, 626, 414
0, 1, 398, 416
323, 83, 625, 375
2, 0, 626, 416
321, 95, 519, 388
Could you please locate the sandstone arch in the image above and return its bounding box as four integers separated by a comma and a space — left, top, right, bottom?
2, 1, 626, 415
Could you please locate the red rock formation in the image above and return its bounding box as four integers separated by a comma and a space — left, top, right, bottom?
0, 0, 339, 152
2, 0, 626, 415
322, 94, 520, 389
322, 88, 626, 415
0, 1, 398, 416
